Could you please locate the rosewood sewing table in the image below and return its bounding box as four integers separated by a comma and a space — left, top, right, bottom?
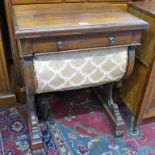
8, 2, 147, 154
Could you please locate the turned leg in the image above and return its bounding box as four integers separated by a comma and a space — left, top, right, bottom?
23, 57, 46, 154
93, 83, 125, 137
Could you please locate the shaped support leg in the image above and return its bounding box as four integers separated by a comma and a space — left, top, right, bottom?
93, 83, 125, 137
23, 57, 46, 154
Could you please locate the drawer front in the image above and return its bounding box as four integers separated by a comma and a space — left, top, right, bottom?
21, 32, 133, 55
12, 0, 126, 4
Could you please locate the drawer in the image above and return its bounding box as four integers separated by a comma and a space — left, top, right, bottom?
21, 32, 133, 55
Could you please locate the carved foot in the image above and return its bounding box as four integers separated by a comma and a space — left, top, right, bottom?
110, 101, 125, 137
27, 99, 46, 154
92, 83, 125, 137
28, 111, 46, 154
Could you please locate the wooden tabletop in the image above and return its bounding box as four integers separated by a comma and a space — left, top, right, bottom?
12, 3, 148, 38
128, 2, 155, 18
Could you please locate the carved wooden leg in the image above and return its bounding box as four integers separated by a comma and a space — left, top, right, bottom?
93, 83, 125, 137
23, 57, 46, 154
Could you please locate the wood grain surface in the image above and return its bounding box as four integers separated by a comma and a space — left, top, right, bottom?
11, 0, 127, 4
12, 3, 148, 38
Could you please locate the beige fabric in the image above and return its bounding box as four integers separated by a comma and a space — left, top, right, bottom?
33, 47, 128, 94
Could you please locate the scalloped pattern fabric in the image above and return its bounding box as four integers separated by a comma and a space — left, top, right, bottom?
33, 47, 128, 94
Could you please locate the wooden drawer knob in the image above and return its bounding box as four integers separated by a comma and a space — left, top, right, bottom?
109, 36, 115, 45
57, 41, 64, 49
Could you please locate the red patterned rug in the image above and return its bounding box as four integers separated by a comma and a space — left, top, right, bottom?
0, 89, 155, 155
